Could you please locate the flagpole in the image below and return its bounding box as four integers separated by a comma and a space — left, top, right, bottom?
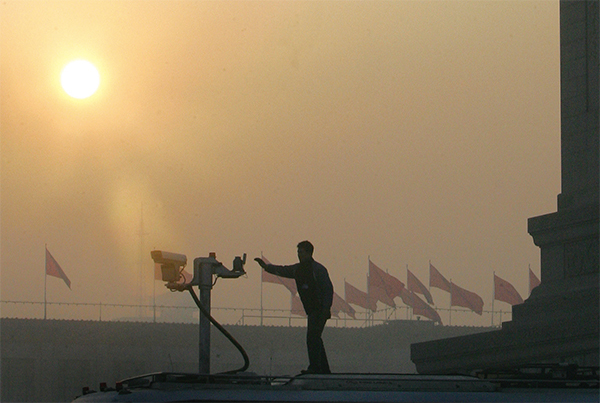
343, 277, 346, 326
367, 256, 371, 327
260, 251, 264, 326
260, 278, 264, 326
44, 244, 47, 320
289, 293, 293, 326
367, 266, 374, 327
137, 203, 149, 320
449, 279, 452, 326
428, 260, 432, 297
428, 260, 437, 323
491, 271, 495, 327
406, 264, 412, 320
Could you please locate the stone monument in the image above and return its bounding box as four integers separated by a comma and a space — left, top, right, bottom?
411, 0, 599, 373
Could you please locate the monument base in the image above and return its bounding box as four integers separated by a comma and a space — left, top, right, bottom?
411, 313, 598, 375
411, 204, 599, 374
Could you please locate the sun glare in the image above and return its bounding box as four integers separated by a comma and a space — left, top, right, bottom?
61, 60, 100, 99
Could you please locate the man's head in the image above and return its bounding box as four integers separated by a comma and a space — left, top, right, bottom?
297, 240, 314, 263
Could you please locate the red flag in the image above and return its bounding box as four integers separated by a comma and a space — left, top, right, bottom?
291, 294, 306, 316
407, 269, 434, 304
429, 263, 451, 293
345, 281, 377, 311
529, 267, 541, 294
494, 274, 523, 305
261, 254, 297, 294
332, 292, 356, 319
450, 282, 484, 315
45, 247, 71, 289
399, 288, 442, 324
368, 260, 404, 307
398, 287, 413, 307
411, 293, 443, 324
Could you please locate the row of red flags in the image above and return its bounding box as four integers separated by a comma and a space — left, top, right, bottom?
45, 247, 542, 325
262, 255, 541, 325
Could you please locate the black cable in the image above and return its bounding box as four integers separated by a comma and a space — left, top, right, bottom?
187, 287, 250, 375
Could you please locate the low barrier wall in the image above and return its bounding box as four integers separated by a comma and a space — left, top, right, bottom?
1, 318, 492, 402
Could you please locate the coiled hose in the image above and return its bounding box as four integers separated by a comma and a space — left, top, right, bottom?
187, 287, 250, 374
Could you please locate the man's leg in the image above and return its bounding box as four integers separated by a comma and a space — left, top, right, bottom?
306, 312, 330, 374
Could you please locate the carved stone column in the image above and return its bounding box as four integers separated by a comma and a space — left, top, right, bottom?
520, 0, 599, 329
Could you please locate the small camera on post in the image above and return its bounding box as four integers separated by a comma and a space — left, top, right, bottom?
150, 249, 248, 374
150, 250, 187, 283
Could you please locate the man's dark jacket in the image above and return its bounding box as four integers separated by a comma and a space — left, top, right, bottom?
265, 259, 334, 315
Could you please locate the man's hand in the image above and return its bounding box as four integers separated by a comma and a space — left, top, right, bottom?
254, 257, 267, 269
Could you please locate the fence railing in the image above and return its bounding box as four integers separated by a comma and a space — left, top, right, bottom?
0, 299, 511, 327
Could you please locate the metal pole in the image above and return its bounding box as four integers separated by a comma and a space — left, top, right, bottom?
44, 244, 48, 320
198, 259, 213, 374
366, 266, 372, 327
491, 272, 496, 327
449, 279, 452, 326
44, 257, 47, 320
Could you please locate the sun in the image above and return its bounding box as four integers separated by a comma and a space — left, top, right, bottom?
61, 60, 100, 99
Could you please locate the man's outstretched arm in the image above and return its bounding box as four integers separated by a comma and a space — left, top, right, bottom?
255, 257, 296, 278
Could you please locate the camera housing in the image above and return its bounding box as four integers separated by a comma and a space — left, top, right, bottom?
151, 250, 187, 283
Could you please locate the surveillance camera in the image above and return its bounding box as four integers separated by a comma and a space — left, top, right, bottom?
151, 250, 187, 266
151, 250, 187, 282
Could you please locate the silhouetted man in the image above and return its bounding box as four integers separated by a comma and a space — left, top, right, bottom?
255, 240, 334, 374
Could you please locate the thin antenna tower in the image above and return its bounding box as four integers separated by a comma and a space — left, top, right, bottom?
138, 203, 149, 318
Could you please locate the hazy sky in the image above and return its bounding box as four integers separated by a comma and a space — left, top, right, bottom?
1, 0, 560, 326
